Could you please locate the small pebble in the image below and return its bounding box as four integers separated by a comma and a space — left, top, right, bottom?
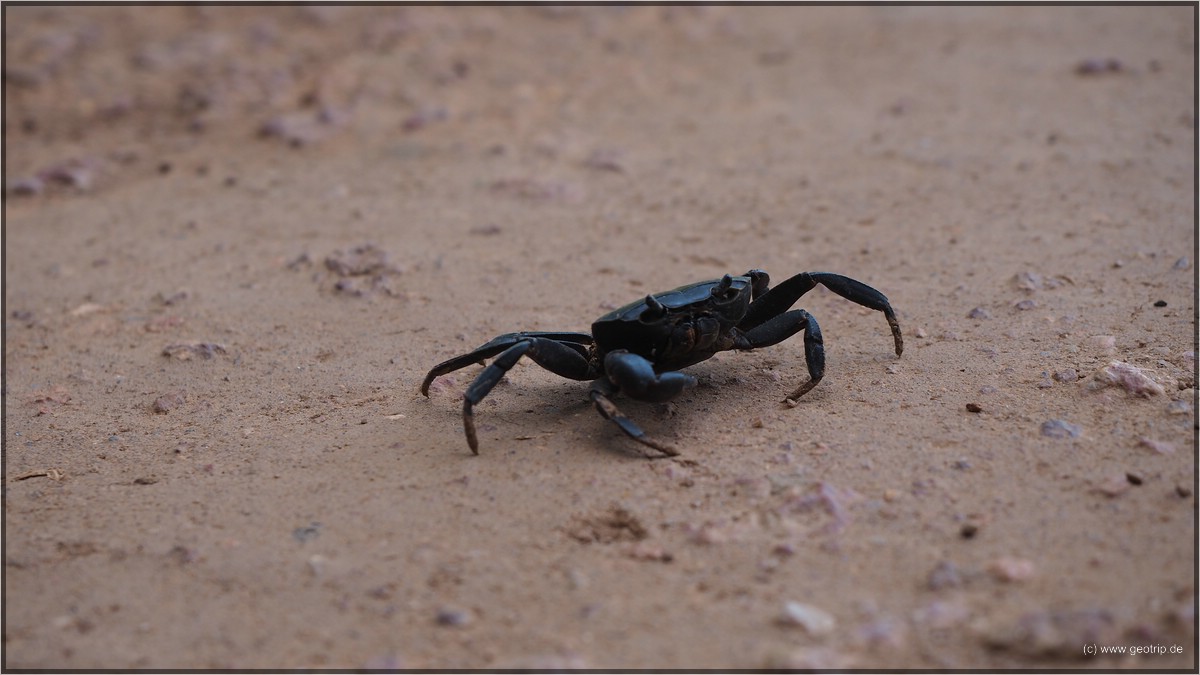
967, 307, 991, 320
1014, 299, 1037, 311
778, 601, 836, 636
1089, 335, 1117, 354
1138, 436, 1175, 454
1052, 369, 1079, 383
927, 560, 964, 590
1075, 57, 1123, 75
436, 606, 471, 627
965, 403, 982, 413
1092, 361, 1165, 397
1040, 419, 1082, 439
152, 391, 186, 413
989, 556, 1036, 582
1096, 472, 1132, 497
1153, 300, 1168, 308
911, 600, 971, 629
1173, 256, 1190, 270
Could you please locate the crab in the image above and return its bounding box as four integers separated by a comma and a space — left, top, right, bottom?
420, 270, 902, 457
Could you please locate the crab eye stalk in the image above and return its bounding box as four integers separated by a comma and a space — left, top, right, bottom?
712, 274, 738, 301
640, 294, 666, 321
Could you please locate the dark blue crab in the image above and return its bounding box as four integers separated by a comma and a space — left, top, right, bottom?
420, 270, 903, 456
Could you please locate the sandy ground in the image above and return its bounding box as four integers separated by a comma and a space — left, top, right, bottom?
3, 5, 1196, 670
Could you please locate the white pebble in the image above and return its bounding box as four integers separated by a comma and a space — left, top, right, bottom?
1093, 361, 1165, 397
779, 601, 836, 636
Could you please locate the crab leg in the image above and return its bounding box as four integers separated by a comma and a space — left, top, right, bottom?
456, 337, 594, 454
420, 331, 593, 395
735, 309, 826, 404
589, 377, 680, 457
738, 272, 903, 357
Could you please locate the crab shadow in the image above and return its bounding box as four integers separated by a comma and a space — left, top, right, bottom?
423, 350, 846, 459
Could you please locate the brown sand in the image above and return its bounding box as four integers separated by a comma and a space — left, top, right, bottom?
3, 6, 1196, 670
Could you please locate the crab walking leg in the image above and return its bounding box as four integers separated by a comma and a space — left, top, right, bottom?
459, 337, 594, 454
589, 378, 680, 457
735, 309, 826, 404
421, 331, 593, 395
739, 272, 903, 357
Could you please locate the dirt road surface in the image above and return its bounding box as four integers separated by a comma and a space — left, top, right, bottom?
4, 6, 1195, 669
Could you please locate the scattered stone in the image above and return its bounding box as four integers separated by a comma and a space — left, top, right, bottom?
927, 560, 964, 590
292, 522, 321, 544
324, 243, 394, 277
1138, 436, 1175, 454
435, 606, 471, 627
989, 556, 1036, 582
1166, 399, 1191, 415
1173, 256, 1190, 270
157, 289, 190, 305
1075, 57, 1123, 75
8, 176, 45, 196
685, 518, 744, 546
778, 601, 836, 636
911, 599, 971, 629
1091, 361, 1165, 397
162, 342, 226, 360
965, 402, 983, 413
981, 608, 1118, 660
69, 302, 108, 317
582, 148, 625, 173
967, 307, 991, 320
1153, 300, 1168, 308
166, 545, 198, 565
1095, 472, 1132, 498
854, 615, 907, 650
1013, 271, 1066, 292
401, 106, 448, 133
1088, 335, 1117, 354
286, 252, 312, 270
1052, 369, 1079, 383
468, 223, 502, 236
567, 505, 648, 544
1014, 299, 1037, 311
623, 541, 673, 563
152, 391, 186, 413
259, 108, 347, 147
321, 244, 404, 297
30, 386, 72, 407
1041, 419, 1081, 439
307, 554, 327, 577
